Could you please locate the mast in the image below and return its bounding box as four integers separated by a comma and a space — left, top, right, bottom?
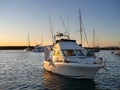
41, 33, 43, 45
49, 16, 54, 45
28, 32, 30, 48
79, 9, 82, 46
60, 16, 70, 39
67, 16, 70, 39
93, 29, 95, 48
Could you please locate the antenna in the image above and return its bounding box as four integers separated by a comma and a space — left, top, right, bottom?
60, 16, 70, 39
49, 16, 54, 45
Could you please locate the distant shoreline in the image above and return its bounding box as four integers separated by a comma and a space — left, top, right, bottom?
0, 46, 120, 50
0, 46, 34, 50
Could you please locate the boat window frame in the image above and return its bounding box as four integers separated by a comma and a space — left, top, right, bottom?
74, 49, 85, 56
62, 49, 76, 56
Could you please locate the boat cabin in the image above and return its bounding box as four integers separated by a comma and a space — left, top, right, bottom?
52, 39, 85, 62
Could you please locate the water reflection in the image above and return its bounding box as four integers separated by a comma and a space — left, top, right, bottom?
0, 50, 120, 90
42, 70, 95, 90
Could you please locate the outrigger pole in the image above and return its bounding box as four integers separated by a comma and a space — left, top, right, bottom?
79, 9, 82, 46
60, 16, 70, 39
49, 16, 54, 45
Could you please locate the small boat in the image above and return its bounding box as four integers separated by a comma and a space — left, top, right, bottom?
23, 47, 31, 52
32, 33, 44, 53
93, 46, 100, 52
114, 42, 120, 55
114, 50, 120, 55
32, 44, 44, 52
43, 33, 105, 79
23, 32, 31, 52
93, 29, 100, 52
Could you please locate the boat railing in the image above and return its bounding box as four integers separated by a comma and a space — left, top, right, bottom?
64, 56, 84, 63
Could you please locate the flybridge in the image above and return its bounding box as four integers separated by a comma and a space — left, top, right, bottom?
54, 32, 69, 39
54, 32, 74, 43
56, 39, 76, 43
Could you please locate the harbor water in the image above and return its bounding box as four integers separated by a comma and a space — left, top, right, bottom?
0, 50, 120, 90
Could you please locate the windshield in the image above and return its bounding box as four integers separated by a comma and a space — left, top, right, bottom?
75, 49, 84, 56
62, 49, 84, 56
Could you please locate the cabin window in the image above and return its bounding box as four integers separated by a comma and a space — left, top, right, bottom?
75, 49, 84, 56
62, 50, 75, 56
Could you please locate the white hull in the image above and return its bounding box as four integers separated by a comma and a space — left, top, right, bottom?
43, 61, 104, 79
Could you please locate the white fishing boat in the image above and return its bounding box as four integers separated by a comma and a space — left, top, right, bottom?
43, 33, 106, 79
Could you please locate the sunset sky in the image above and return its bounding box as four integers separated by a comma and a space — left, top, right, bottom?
0, 0, 120, 47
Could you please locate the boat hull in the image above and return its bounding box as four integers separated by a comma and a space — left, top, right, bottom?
43, 61, 103, 79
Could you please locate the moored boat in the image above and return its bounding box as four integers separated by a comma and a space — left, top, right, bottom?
43, 33, 105, 79
114, 42, 120, 55
23, 32, 31, 52
114, 50, 120, 55
32, 44, 44, 52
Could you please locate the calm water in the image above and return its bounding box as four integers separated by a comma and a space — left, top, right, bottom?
0, 50, 120, 90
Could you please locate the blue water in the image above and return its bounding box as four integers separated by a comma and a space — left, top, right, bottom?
0, 50, 120, 90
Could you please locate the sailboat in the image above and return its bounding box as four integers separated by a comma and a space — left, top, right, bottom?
78, 9, 94, 56
93, 29, 100, 52
32, 34, 44, 53
114, 50, 120, 55
114, 42, 120, 55
43, 32, 105, 79
23, 32, 31, 52
32, 44, 44, 52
